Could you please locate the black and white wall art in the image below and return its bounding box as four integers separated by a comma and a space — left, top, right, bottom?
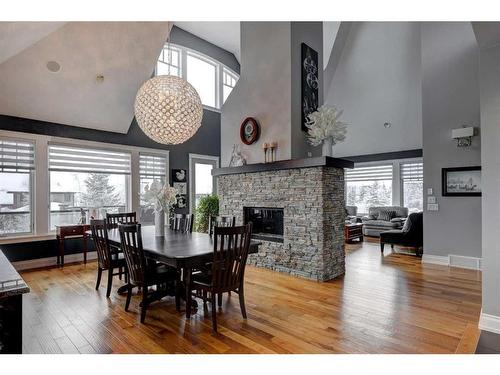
442, 166, 481, 196
172, 169, 188, 208
301, 43, 319, 131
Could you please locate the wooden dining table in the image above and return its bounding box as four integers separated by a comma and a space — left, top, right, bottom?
87, 226, 261, 315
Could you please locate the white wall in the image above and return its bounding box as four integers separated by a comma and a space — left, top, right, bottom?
221, 22, 292, 166
325, 22, 422, 158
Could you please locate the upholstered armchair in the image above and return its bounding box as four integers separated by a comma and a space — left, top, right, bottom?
380, 212, 423, 257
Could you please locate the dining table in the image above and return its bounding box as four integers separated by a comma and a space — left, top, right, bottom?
87, 225, 261, 315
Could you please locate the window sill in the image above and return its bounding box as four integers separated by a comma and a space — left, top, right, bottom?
0, 233, 56, 245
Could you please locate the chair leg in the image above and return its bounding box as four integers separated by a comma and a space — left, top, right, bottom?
238, 286, 247, 319
140, 288, 148, 323
106, 268, 113, 298
211, 293, 217, 333
203, 290, 208, 308
380, 243, 385, 253
118, 266, 122, 280
95, 267, 102, 290
125, 284, 132, 311
217, 292, 223, 307
391, 244, 394, 250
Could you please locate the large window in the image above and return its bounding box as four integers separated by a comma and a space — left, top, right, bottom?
345, 165, 393, 215
48, 145, 131, 229
401, 162, 423, 213
0, 138, 34, 236
156, 43, 239, 110
139, 153, 167, 225
189, 154, 218, 213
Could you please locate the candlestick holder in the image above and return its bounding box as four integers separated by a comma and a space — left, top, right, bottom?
262, 142, 269, 163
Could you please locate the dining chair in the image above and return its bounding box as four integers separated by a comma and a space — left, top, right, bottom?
208, 215, 236, 236
90, 219, 128, 298
106, 212, 137, 228
187, 223, 253, 332
172, 213, 194, 233
118, 223, 178, 323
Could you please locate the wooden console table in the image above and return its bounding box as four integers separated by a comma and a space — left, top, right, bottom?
55, 224, 90, 267
344, 223, 364, 243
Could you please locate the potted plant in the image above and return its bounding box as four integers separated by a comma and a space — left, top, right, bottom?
141, 181, 178, 236
194, 195, 219, 233
305, 105, 348, 157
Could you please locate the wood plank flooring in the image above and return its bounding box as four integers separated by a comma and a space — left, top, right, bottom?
19, 241, 482, 354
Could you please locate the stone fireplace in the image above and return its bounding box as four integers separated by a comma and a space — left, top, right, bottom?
214, 157, 353, 281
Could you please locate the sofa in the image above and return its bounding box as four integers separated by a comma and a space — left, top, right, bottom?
380, 212, 423, 256
361, 206, 408, 237
345, 206, 361, 223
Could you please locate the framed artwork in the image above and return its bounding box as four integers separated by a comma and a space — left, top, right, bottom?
171, 169, 188, 209
173, 182, 187, 195
172, 169, 187, 183
240, 117, 260, 145
442, 166, 481, 196
301, 43, 319, 131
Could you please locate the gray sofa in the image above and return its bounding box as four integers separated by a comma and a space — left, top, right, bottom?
362, 206, 409, 237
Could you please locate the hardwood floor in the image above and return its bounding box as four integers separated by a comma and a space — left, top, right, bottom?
20, 241, 482, 354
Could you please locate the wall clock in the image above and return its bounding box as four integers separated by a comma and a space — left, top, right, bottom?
240, 117, 260, 145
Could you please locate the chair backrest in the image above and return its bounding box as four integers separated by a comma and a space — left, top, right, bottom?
209, 215, 236, 236
172, 213, 193, 233
402, 212, 423, 236
118, 223, 145, 286
211, 223, 252, 291
368, 206, 408, 219
106, 212, 137, 228
90, 219, 111, 269
346, 206, 358, 217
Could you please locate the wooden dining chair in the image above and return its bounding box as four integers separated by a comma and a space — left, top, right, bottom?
118, 223, 178, 323
187, 223, 253, 332
172, 213, 194, 233
106, 212, 137, 228
90, 219, 127, 298
208, 215, 236, 236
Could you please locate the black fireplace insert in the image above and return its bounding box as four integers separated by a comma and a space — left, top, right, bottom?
243, 207, 284, 243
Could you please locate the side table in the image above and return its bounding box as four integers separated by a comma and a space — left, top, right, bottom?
55, 224, 90, 267
344, 223, 364, 243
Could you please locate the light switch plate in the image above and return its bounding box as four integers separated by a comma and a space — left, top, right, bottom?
427, 196, 436, 204
427, 203, 439, 211
427, 188, 433, 195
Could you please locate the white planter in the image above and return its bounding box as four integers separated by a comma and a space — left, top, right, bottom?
322, 137, 333, 157
154, 210, 165, 237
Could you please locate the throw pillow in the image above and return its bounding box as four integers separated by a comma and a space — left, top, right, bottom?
378, 210, 396, 221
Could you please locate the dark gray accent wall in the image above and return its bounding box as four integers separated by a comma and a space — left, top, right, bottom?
290, 22, 323, 160
170, 26, 240, 74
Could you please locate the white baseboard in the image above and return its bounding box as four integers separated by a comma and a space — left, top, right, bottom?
13, 251, 97, 271
479, 311, 500, 334
422, 253, 482, 270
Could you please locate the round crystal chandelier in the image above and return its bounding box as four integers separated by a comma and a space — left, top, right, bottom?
134, 75, 203, 145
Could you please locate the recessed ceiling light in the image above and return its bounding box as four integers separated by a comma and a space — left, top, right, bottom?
383, 122, 392, 129
46, 61, 61, 73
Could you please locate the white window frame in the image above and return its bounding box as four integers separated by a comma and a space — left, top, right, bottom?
346, 157, 423, 215
0, 129, 169, 244
188, 153, 219, 214
156, 43, 239, 112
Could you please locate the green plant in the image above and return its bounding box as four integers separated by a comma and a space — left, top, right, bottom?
194, 195, 219, 233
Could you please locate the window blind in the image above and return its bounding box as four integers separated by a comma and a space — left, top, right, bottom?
345, 164, 393, 182
139, 153, 167, 179
401, 162, 423, 181
0, 138, 35, 173
48, 144, 131, 174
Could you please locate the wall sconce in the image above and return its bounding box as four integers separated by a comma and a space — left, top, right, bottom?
452, 126, 475, 147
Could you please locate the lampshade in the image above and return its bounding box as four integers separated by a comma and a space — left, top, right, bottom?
134, 75, 203, 145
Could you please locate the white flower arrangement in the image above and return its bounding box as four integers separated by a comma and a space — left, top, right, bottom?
305, 105, 348, 147
141, 180, 178, 213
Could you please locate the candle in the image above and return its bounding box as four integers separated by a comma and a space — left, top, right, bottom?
262, 142, 268, 149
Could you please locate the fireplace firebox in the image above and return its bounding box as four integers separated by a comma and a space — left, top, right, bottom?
243, 207, 284, 243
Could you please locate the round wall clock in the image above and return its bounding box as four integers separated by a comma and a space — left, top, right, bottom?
240, 117, 260, 145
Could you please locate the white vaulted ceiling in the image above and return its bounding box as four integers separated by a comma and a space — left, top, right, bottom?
0, 22, 170, 133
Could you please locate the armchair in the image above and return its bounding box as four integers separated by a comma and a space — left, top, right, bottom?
380, 212, 423, 257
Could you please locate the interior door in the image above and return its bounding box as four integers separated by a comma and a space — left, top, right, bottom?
189, 155, 219, 214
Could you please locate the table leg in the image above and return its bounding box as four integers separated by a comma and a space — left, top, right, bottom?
83, 234, 88, 264
175, 267, 181, 311
185, 267, 192, 318
58, 236, 65, 267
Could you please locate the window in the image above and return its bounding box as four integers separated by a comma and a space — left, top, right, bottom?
48, 145, 131, 230
345, 165, 393, 215
0, 138, 34, 236
401, 162, 423, 213
189, 154, 218, 213
139, 153, 167, 225
156, 43, 239, 110
222, 67, 237, 103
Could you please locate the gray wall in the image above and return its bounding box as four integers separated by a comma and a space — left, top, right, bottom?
479, 44, 500, 317
170, 26, 240, 74
290, 22, 323, 159
421, 22, 482, 259
325, 22, 422, 157
221, 22, 292, 166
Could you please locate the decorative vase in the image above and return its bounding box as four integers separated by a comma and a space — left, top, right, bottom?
155, 210, 165, 237
322, 137, 333, 157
